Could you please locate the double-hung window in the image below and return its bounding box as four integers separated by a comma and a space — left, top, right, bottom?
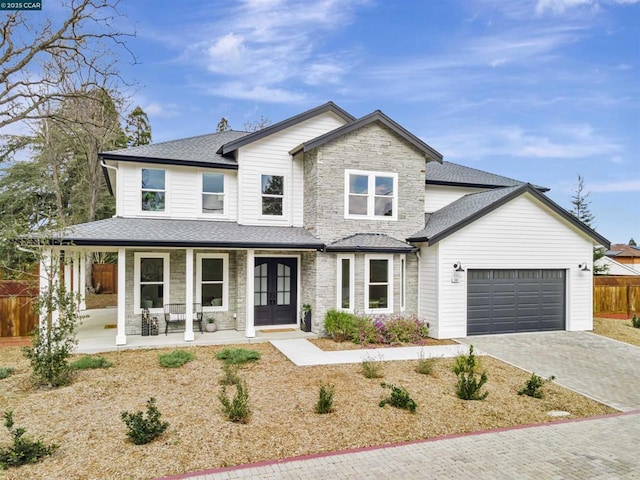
141, 168, 166, 212
261, 174, 284, 216
202, 173, 224, 214
336, 254, 355, 312
134, 252, 170, 313
345, 170, 397, 220
365, 255, 393, 313
196, 254, 228, 311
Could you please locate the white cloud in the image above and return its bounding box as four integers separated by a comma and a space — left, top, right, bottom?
206, 83, 305, 103
589, 180, 640, 192
143, 102, 180, 118
535, 0, 639, 15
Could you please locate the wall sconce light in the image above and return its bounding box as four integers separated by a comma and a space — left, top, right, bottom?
578, 262, 590, 272
453, 262, 464, 272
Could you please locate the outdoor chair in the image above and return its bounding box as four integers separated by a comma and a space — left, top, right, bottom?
163, 303, 203, 335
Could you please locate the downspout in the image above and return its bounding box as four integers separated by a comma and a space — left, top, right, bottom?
100, 160, 119, 217
416, 249, 421, 318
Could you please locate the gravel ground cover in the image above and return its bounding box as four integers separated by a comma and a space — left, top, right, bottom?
0, 342, 614, 480
593, 317, 640, 346
310, 337, 456, 350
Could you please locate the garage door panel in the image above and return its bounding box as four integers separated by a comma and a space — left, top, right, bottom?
467, 269, 565, 335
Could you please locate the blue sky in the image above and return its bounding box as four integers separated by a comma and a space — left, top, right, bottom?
29, 1, 640, 243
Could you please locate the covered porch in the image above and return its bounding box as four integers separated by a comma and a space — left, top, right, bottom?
75, 307, 317, 354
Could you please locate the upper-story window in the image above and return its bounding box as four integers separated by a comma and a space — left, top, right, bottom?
141, 168, 166, 212
345, 170, 398, 220
261, 174, 284, 216
202, 173, 224, 214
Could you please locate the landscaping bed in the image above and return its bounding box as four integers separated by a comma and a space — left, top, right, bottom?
310, 337, 456, 350
593, 317, 640, 347
0, 343, 614, 480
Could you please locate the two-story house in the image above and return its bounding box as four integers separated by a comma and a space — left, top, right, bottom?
44, 102, 609, 346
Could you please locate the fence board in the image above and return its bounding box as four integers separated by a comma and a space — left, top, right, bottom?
92, 264, 117, 294
593, 276, 640, 315
0, 296, 37, 337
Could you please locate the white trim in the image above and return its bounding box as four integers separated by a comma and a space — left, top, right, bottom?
116, 248, 127, 345
336, 254, 355, 312
133, 252, 170, 315
400, 255, 406, 312
140, 167, 170, 215
364, 254, 394, 314
344, 169, 398, 221
200, 171, 227, 218
196, 253, 229, 313
245, 250, 256, 337
184, 248, 195, 342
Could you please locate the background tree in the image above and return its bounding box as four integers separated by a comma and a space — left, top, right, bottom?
629, 238, 637, 247
0, 0, 134, 131
216, 117, 230, 132
568, 174, 607, 274
244, 115, 272, 132
126, 106, 152, 147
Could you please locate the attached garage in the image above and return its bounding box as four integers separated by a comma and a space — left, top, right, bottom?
467, 269, 566, 335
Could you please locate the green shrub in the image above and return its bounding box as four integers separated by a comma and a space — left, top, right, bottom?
379, 315, 430, 344
315, 384, 335, 414
632, 314, 640, 329
324, 309, 357, 342
0, 410, 58, 469
219, 363, 241, 386
121, 398, 169, 445
22, 285, 81, 387
352, 315, 381, 344
379, 382, 417, 413
70, 356, 112, 370
453, 345, 488, 401
218, 382, 251, 423
415, 350, 436, 376
518, 373, 556, 399
361, 353, 384, 379
215, 348, 261, 366
158, 350, 194, 368
0, 368, 15, 380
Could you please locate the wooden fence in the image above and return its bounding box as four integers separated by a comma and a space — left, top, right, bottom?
0, 281, 38, 337
593, 276, 640, 316
92, 263, 117, 294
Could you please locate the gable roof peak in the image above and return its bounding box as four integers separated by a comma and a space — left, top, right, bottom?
217, 101, 355, 155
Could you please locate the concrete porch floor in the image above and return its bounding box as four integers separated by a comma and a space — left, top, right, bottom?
76, 308, 317, 354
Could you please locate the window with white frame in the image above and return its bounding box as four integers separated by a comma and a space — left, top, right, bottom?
141, 168, 166, 212
134, 252, 170, 312
365, 254, 393, 313
345, 170, 397, 220
261, 174, 284, 216
336, 254, 355, 311
202, 173, 224, 214
196, 254, 228, 310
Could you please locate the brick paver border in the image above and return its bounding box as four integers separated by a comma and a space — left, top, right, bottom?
157, 409, 640, 480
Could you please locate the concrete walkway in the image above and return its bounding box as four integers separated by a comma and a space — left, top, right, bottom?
161, 411, 640, 480
457, 331, 640, 412
270, 338, 471, 366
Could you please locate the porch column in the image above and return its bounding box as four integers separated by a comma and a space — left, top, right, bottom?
39, 248, 61, 326
116, 248, 126, 346
79, 252, 87, 311
245, 249, 256, 338
63, 252, 72, 294
72, 252, 81, 304
184, 248, 194, 342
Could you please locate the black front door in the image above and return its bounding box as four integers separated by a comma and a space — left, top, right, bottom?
254, 257, 298, 326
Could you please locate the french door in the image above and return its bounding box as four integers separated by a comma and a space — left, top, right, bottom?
254, 257, 298, 326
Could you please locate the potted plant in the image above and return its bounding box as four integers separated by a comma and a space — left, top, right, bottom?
301, 304, 312, 332
204, 317, 218, 333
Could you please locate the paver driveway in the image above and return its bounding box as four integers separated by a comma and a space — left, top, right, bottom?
458, 331, 640, 411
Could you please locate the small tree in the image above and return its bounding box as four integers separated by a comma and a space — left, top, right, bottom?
243, 115, 272, 132
216, 117, 230, 132
629, 238, 637, 247
22, 283, 80, 388
125, 106, 152, 147
0, 411, 58, 469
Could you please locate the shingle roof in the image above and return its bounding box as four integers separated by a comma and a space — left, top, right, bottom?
607, 244, 640, 258
408, 184, 610, 247
426, 161, 549, 191
49, 217, 323, 249
326, 233, 415, 253
100, 130, 249, 168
